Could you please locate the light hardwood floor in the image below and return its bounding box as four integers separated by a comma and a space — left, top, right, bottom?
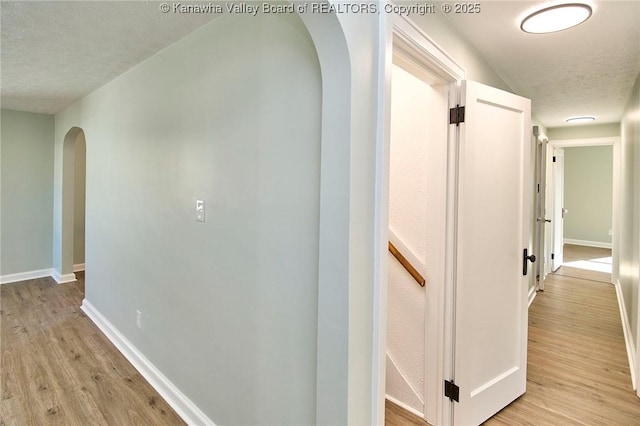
553, 244, 613, 284
385, 244, 640, 425
0, 273, 185, 425
2, 244, 638, 425
562, 244, 612, 264
386, 399, 425, 425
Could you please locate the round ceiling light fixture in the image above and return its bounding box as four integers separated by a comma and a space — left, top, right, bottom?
521, 3, 593, 34
566, 116, 596, 124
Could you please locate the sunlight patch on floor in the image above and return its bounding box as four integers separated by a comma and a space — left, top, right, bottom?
562, 256, 612, 273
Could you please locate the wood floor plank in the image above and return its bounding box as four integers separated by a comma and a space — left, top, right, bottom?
385, 400, 426, 426
1, 273, 185, 425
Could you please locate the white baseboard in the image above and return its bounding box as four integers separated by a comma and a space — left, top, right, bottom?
74, 263, 86, 272
528, 285, 537, 308
614, 279, 637, 390
564, 238, 612, 249
0, 268, 53, 285
51, 269, 77, 284
385, 394, 424, 419
385, 353, 424, 416
81, 300, 216, 426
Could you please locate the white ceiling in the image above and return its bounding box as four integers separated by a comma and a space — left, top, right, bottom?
442, 0, 640, 128
1, 1, 639, 129
1, 1, 219, 114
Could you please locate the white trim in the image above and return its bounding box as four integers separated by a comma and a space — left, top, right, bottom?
382, 16, 465, 426
528, 285, 537, 308
372, 10, 393, 426
385, 395, 424, 419
392, 15, 466, 82
51, 269, 77, 284
385, 353, 424, 414
614, 279, 637, 390
73, 263, 86, 272
81, 299, 216, 426
563, 238, 612, 249
0, 268, 53, 285
550, 136, 621, 148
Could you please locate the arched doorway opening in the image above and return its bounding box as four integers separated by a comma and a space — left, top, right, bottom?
55, 127, 86, 284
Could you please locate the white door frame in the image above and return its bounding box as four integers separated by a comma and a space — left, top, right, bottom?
548, 137, 620, 283
533, 129, 549, 291
550, 147, 566, 271
379, 14, 465, 426
543, 142, 555, 278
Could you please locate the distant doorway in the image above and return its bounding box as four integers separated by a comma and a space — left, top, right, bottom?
546, 138, 618, 285
57, 127, 86, 284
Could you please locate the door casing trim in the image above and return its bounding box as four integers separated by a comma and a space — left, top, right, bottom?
376, 14, 466, 426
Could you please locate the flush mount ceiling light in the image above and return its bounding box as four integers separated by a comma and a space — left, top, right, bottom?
566, 116, 596, 124
521, 3, 593, 34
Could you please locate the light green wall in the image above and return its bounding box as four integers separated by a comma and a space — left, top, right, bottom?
41, 6, 563, 424
619, 73, 640, 350
548, 123, 621, 140
51, 9, 388, 424
0, 110, 54, 276
563, 146, 613, 244
56, 12, 322, 425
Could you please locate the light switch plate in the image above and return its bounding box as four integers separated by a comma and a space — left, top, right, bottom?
196, 200, 205, 222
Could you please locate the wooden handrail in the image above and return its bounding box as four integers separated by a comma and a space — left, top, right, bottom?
388, 241, 426, 287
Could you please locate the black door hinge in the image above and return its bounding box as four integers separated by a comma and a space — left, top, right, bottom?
553, 156, 556, 162
450, 105, 465, 126
551, 253, 555, 260
444, 380, 459, 402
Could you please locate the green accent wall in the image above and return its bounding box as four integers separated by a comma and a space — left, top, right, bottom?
1, 109, 54, 276
563, 146, 613, 244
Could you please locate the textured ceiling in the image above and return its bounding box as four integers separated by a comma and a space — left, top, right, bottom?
1, 1, 639, 128
442, 0, 640, 128
1, 1, 219, 114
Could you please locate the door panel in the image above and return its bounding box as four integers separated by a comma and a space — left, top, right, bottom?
544, 143, 555, 278
534, 137, 548, 290
453, 81, 531, 426
552, 148, 565, 270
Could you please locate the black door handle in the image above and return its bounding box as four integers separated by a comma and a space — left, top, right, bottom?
523, 248, 536, 276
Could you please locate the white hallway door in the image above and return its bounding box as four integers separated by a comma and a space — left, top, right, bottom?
451, 81, 532, 425
551, 148, 565, 271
